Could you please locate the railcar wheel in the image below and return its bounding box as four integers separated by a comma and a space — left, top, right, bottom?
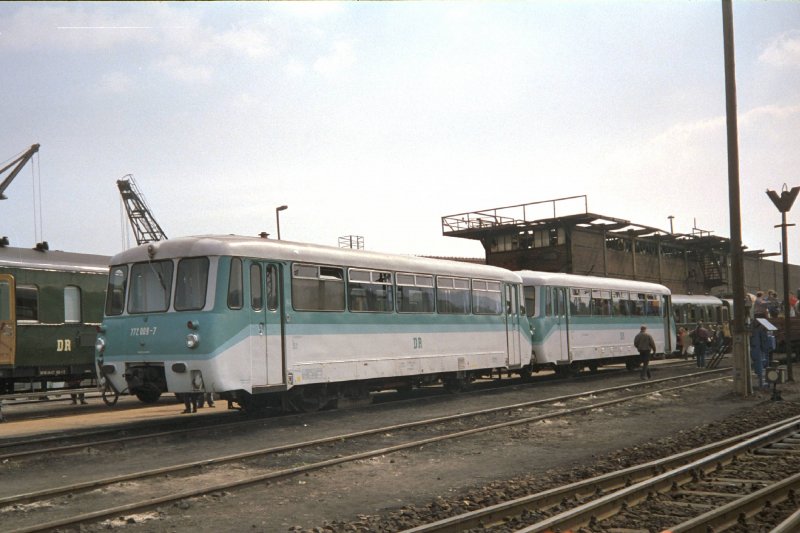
518, 366, 533, 382
443, 375, 473, 393
625, 360, 640, 371
287, 385, 333, 413
133, 384, 162, 404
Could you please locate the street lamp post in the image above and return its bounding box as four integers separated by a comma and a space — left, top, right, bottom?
766, 186, 800, 382
276, 205, 288, 240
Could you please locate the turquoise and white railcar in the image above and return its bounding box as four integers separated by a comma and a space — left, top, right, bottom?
96, 235, 531, 409
518, 271, 674, 373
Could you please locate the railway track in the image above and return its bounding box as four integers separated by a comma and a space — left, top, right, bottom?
1, 370, 728, 532
399, 415, 800, 532
0, 360, 699, 462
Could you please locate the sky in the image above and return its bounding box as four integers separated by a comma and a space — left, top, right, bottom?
1, 1, 799, 265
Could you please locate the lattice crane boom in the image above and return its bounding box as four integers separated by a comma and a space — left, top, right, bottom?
117, 174, 167, 245
0, 144, 40, 200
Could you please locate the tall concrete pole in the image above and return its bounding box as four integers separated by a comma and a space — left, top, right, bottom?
721, 0, 751, 396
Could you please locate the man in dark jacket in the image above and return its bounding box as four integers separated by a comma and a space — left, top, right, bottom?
634, 325, 657, 380
692, 322, 710, 368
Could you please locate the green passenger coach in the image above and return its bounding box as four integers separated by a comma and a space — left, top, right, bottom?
96, 235, 532, 410
0, 245, 109, 394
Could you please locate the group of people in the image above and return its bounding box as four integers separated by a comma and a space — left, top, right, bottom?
676, 322, 726, 368
181, 392, 215, 413
753, 289, 798, 319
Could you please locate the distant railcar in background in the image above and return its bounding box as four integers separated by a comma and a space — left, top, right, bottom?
671, 294, 731, 333
0, 244, 109, 394
518, 271, 675, 373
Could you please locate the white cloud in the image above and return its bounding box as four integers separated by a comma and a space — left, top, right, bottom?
97, 71, 133, 94
285, 57, 308, 78
213, 26, 273, 59
313, 39, 355, 76
153, 55, 212, 84
759, 30, 800, 68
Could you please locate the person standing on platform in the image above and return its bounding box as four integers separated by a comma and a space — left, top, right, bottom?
182, 392, 198, 414
678, 327, 690, 359
634, 325, 656, 380
750, 321, 771, 389
753, 291, 769, 319
692, 322, 711, 368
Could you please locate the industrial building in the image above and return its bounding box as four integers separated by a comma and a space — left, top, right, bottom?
442, 195, 800, 298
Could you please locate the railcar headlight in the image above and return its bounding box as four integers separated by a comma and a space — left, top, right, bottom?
186, 333, 200, 349
95, 337, 106, 354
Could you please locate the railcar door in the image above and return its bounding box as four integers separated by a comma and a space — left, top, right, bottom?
662, 295, 673, 354
554, 287, 570, 362
505, 284, 521, 367
248, 261, 286, 387
0, 274, 15, 367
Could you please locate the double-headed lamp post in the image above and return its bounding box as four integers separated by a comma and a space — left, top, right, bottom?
766, 185, 800, 382
276, 205, 288, 240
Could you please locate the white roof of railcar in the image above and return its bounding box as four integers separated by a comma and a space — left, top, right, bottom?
0, 246, 109, 273
109, 235, 522, 282
516, 270, 671, 295
671, 294, 725, 305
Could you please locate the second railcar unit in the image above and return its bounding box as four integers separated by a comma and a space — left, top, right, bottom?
518, 271, 675, 373
0, 245, 109, 393
96, 235, 532, 409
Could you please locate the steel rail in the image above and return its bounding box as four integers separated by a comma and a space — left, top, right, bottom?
2, 373, 728, 507
666, 470, 800, 532
400, 415, 800, 533
514, 417, 800, 532
771, 506, 800, 533
4, 375, 729, 533
0, 367, 724, 462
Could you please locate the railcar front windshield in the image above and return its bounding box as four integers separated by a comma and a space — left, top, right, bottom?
128, 260, 174, 314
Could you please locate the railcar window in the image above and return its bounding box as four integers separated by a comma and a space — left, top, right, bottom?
16, 285, 38, 321
570, 288, 591, 316
397, 273, 434, 313
524, 286, 537, 317
266, 265, 278, 311
613, 291, 630, 316
292, 264, 345, 311
64, 286, 81, 323
556, 288, 567, 316
105, 266, 128, 316
437, 276, 470, 314
250, 263, 263, 310
646, 294, 660, 316
228, 258, 243, 310
505, 285, 518, 315
175, 257, 209, 311
0, 280, 10, 320
631, 293, 646, 316
473, 280, 502, 315
128, 260, 174, 314
348, 269, 393, 312
592, 289, 612, 316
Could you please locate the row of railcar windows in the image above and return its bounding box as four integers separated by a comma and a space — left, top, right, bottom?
534, 286, 663, 318
279, 263, 506, 315
11, 285, 82, 322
